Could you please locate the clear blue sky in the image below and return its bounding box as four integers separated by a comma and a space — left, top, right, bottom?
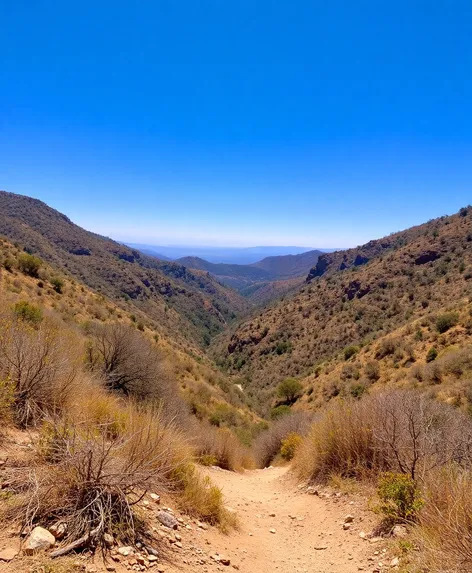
1, 1, 471, 248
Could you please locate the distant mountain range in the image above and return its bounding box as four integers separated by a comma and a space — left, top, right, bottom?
175, 251, 323, 298
126, 244, 324, 265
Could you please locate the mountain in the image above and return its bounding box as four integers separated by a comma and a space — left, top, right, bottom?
127, 244, 314, 264
251, 249, 323, 279
0, 191, 249, 347
213, 206, 472, 407
175, 250, 322, 302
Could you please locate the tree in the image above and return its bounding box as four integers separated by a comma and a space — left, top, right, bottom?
276, 378, 303, 405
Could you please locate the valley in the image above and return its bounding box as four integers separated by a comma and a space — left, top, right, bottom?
0, 191, 472, 572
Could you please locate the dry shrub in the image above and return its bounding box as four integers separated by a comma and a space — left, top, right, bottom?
86, 322, 187, 423
0, 316, 81, 426
294, 390, 472, 484
1, 407, 183, 552
254, 412, 314, 468
418, 467, 472, 572
193, 423, 254, 471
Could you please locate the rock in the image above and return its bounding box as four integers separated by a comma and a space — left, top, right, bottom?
392, 525, 407, 538
148, 555, 158, 562
344, 515, 354, 523
269, 529, 276, 534
49, 522, 67, 540
359, 531, 366, 539
196, 521, 208, 530
118, 546, 134, 556
390, 557, 400, 567
0, 547, 18, 561
157, 511, 179, 530
343, 523, 351, 530
104, 533, 115, 548
150, 493, 161, 504
23, 527, 55, 554
269, 512, 276, 517
314, 545, 328, 550
175, 542, 182, 549
220, 556, 230, 566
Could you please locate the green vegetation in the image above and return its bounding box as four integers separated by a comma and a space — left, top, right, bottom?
18, 252, 42, 277
376, 472, 424, 523
276, 377, 303, 404
435, 312, 459, 333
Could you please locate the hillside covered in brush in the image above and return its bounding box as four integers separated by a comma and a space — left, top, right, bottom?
214, 206, 472, 408
0, 191, 249, 347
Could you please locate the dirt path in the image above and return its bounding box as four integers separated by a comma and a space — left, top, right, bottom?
165, 466, 391, 573
0, 462, 395, 573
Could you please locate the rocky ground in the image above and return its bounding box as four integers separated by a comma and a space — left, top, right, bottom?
0, 449, 406, 573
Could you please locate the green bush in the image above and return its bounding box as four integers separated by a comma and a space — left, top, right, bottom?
50, 277, 64, 293
17, 253, 42, 277
13, 301, 43, 325
426, 347, 438, 363
270, 405, 291, 420
280, 432, 302, 461
344, 345, 359, 360
376, 472, 424, 523
435, 312, 459, 334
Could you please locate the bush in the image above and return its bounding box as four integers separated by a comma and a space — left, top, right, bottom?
50, 277, 64, 293
376, 472, 423, 524
276, 378, 303, 404
294, 390, 472, 483
364, 360, 380, 382
0, 318, 79, 426
435, 312, 459, 334
17, 253, 42, 277
344, 345, 359, 360
2, 407, 185, 552
280, 433, 302, 461
270, 405, 291, 420
12, 301, 43, 325
254, 412, 313, 468
426, 347, 438, 363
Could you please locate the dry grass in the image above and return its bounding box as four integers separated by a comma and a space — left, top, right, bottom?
416, 467, 472, 572
193, 422, 255, 471
294, 390, 472, 484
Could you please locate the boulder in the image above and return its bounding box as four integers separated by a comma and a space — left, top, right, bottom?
23, 527, 55, 554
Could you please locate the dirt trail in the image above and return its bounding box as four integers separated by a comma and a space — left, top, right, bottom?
166, 466, 388, 573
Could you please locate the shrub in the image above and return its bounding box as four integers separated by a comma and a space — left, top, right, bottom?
50, 277, 64, 293
270, 405, 291, 420
435, 312, 459, 334
193, 424, 253, 471
426, 347, 438, 363
12, 301, 43, 325
276, 378, 303, 404
376, 472, 423, 524
280, 433, 302, 461
254, 412, 314, 468
294, 390, 472, 483
0, 318, 79, 426
17, 253, 42, 277
375, 338, 398, 359
2, 408, 185, 552
344, 345, 359, 360
364, 361, 380, 382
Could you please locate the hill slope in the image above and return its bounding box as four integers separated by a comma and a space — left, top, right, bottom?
0, 191, 249, 347
214, 206, 472, 403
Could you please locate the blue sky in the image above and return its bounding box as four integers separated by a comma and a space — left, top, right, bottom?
1, 1, 472, 248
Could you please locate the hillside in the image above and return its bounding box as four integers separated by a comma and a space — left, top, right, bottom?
175, 250, 321, 304
176, 256, 273, 290
213, 206, 472, 409
251, 249, 322, 279
0, 191, 249, 347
